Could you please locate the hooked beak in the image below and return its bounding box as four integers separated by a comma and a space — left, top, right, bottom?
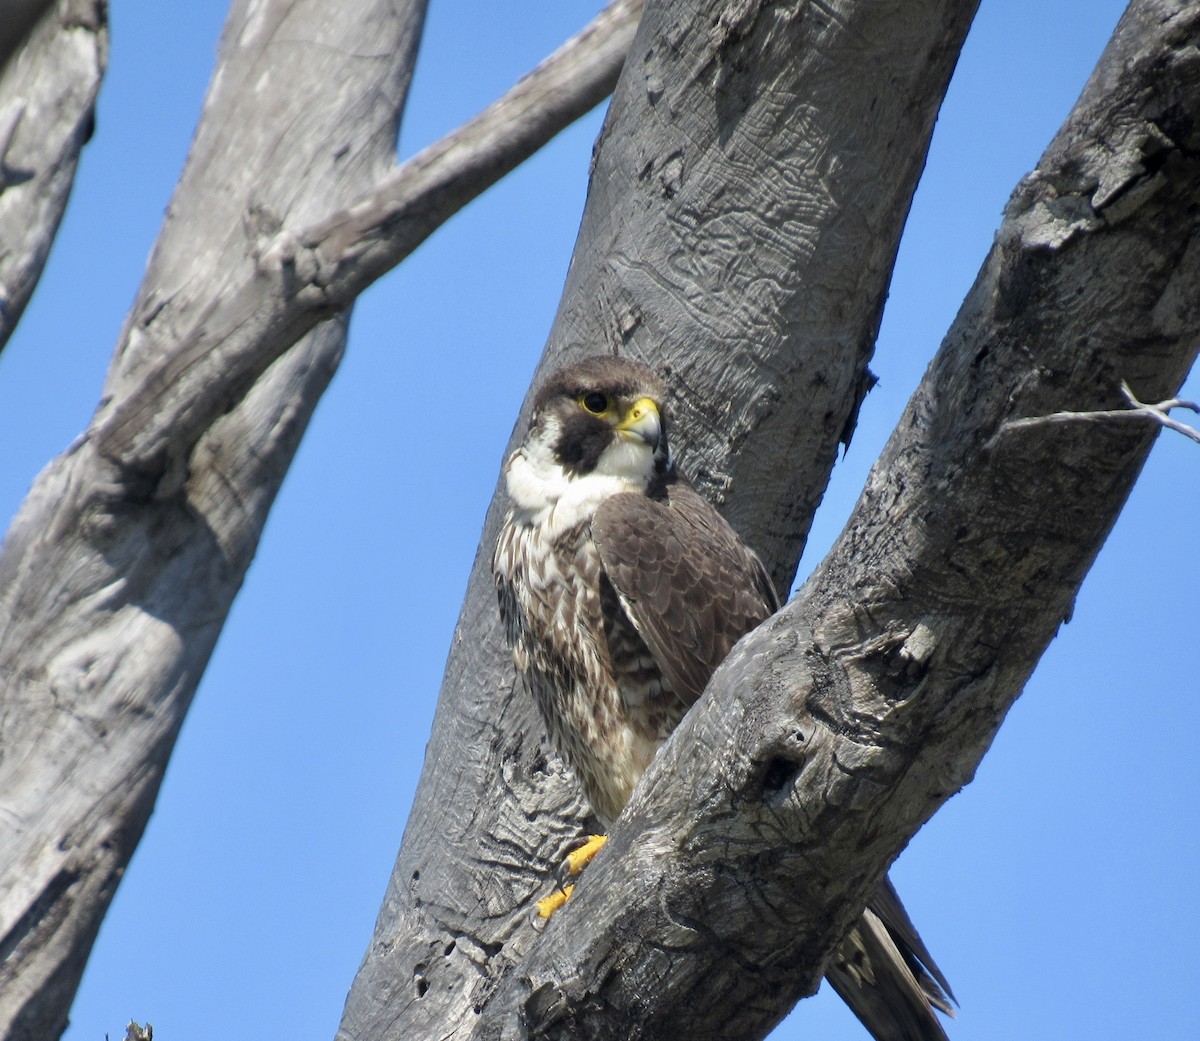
615, 397, 661, 449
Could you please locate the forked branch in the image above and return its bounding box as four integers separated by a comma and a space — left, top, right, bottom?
996, 380, 1200, 445
94, 0, 644, 472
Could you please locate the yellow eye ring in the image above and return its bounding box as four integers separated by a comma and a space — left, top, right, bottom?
579, 392, 610, 415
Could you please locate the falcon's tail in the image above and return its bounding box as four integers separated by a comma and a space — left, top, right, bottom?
825, 876, 955, 1041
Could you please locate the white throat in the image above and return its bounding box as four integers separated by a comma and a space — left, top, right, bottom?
505, 418, 655, 536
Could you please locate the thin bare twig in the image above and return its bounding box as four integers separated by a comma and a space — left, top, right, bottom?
996, 380, 1200, 445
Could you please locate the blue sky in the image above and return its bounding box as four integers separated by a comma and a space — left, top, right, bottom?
1, 2, 1196, 1040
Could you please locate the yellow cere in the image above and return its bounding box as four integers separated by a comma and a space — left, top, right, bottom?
618, 397, 658, 429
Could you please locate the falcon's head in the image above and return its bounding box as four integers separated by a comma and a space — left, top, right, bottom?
504, 356, 674, 527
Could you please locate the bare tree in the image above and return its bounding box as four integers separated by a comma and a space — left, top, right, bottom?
0, 2, 1196, 1041
341, 1, 1200, 1039
0, 0, 638, 1037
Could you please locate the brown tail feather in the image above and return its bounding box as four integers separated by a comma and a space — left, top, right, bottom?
825, 878, 954, 1041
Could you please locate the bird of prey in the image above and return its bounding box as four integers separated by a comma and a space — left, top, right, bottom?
493, 355, 955, 1041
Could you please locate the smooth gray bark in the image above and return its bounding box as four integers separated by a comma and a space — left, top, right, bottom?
0, 0, 105, 356
0, 1, 637, 1037
92, 0, 644, 481
336, 2, 983, 1040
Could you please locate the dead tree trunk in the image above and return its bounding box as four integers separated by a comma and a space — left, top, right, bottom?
337, 2, 1199, 1040
0, 1, 1195, 1040
0, 1, 638, 1038
338, 1, 983, 1038
0, 3, 423, 1034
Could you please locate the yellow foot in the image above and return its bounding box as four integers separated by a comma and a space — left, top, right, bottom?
536, 883, 574, 919
566, 834, 608, 875
536, 835, 609, 919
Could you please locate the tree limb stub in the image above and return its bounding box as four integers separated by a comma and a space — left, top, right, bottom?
466, 4, 1200, 1039
90, 0, 644, 484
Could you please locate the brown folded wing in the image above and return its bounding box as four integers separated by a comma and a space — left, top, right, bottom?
591, 479, 778, 706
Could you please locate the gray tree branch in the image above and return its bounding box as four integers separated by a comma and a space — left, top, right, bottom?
997, 381, 1200, 443
0, 0, 427, 1032
466, 2, 1200, 1038
0, 1, 637, 1037
335, 2, 984, 1039
0, 0, 106, 357
91, 0, 644, 480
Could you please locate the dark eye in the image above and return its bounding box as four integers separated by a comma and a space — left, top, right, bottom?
580, 392, 609, 415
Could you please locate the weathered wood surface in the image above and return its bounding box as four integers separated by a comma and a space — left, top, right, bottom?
0, 0, 424, 1032
465, 3, 1200, 1038
92, 0, 645, 481
0, 0, 1194, 1039
0, 0, 106, 356
335, 2, 986, 1040
0, 1, 638, 1037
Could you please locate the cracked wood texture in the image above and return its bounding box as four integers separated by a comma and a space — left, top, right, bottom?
0, 0, 105, 357
465, 3, 1200, 1040
0, 0, 640, 1035
88, 0, 644, 480
0, 1, 426, 1037
337, 2, 984, 1041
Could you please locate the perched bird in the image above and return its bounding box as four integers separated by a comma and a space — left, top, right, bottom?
493, 355, 955, 1041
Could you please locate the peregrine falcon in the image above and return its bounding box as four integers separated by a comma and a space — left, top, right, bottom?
493, 355, 955, 1041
